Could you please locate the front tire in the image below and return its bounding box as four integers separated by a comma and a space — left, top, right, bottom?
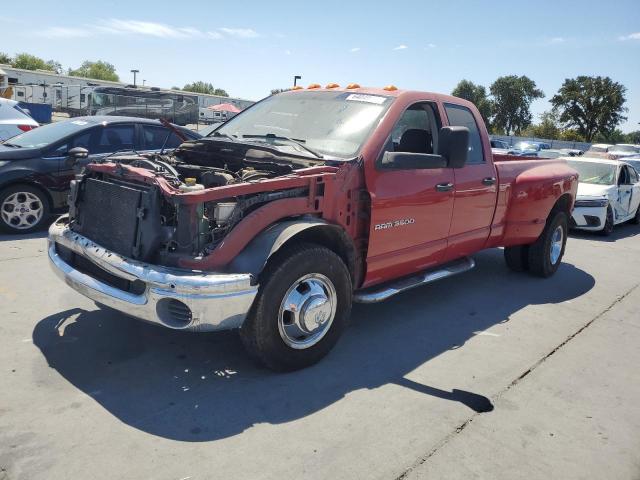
0, 185, 50, 234
527, 211, 568, 278
240, 243, 353, 371
599, 206, 614, 236
631, 204, 640, 225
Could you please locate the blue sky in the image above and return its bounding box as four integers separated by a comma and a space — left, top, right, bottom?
3, 0, 639, 131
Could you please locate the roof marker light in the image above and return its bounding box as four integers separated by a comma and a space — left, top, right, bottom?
307, 83, 321, 89
291, 85, 304, 90
325, 83, 340, 89
346, 83, 361, 89
383, 85, 398, 91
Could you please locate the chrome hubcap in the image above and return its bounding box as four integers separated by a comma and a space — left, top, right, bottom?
278, 273, 337, 349
1, 192, 43, 230
550, 225, 564, 265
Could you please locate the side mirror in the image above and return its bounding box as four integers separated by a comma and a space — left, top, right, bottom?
438, 126, 469, 168
65, 147, 89, 168
380, 151, 447, 170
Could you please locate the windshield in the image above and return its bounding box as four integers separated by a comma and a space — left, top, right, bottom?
612, 145, 639, 153
568, 160, 617, 185
514, 142, 539, 151
588, 145, 609, 153
215, 91, 393, 158
4, 120, 92, 148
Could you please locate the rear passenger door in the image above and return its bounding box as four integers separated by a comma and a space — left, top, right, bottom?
443, 103, 498, 259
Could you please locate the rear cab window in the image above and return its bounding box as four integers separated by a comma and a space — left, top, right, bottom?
444, 103, 484, 164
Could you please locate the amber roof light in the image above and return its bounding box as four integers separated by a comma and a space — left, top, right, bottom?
326, 83, 340, 89
307, 83, 321, 89
383, 85, 398, 91
291, 85, 304, 90
346, 83, 361, 89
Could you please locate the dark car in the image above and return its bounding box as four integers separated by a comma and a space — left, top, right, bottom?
0, 116, 200, 233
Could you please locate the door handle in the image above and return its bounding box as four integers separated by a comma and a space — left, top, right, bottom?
482, 177, 496, 186
436, 182, 454, 192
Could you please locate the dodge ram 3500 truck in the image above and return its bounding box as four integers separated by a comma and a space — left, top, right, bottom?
48, 85, 578, 371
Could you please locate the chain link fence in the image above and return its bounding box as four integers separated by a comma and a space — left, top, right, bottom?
490, 134, 591, 152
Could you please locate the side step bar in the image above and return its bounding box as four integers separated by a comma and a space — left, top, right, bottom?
353, 257, 476, 304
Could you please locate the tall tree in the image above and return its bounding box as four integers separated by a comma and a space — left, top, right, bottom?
182, 81, 229, 97
551, 76, 627, 142
523, 111, 561, 139
490, 75, 544, 135
451, 80, 492, 127
69, 60, 119, 82
11, 53, 61, 73
0, 52, 12, 64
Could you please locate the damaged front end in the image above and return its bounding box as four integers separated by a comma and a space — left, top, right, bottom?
48, 137, 360, 331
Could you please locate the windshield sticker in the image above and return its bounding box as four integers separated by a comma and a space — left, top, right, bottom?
345, 94, 387, 104
71, 120, 88, 125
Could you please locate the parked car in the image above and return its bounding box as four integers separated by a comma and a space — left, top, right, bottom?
538, 149, 570, 159
610, 144, 640, 157
0, 116, 200, 233
509, 141, 552, 157
623, 156, 640, 173
567, 158, 640, 235
0, 98, 39, 142
48, 86, 578, 371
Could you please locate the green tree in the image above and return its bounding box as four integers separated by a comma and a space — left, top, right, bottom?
12, 53, 61, 72
182, 81, 229, 97
524, 111, 561, 139
559, 129, 585, 142
451, 80, 492, 127
0, 52, 12, 64
490, 75, 544, 135
68, 60, 119, 82
624, 130, 640, 144
551, 76, 627, 143
594, 129, 627, 144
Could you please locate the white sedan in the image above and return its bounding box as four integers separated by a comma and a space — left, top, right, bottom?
567, 157, 640, 235
0, 98, 39, 141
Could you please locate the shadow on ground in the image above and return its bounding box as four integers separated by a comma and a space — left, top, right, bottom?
33, 248, 594, 442
569, 221, 640, 243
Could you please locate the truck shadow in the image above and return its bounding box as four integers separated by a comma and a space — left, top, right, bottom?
32, 248, 594, 442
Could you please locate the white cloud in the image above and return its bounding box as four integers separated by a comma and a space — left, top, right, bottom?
549, 37, 565, 44
284, 50, 292, 55
35, 19, 259, 41
98, 19, 197, 38
219, 27, 259, 38
619, 32, 640, 41
393, 44, 408, 50
350, 47, 361, 52
38, 27, 91, 38
426, 43, 436, 49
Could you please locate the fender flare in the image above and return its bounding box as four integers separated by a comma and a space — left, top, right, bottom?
226, 218, 358, 282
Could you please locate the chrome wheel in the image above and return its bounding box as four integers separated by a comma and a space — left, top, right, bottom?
278, 273, 337, 350
550, 225, 564, 265
1, 191, 44, 230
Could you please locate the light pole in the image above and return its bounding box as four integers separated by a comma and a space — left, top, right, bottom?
293, 75, 302, 87
131, 69, 139, 87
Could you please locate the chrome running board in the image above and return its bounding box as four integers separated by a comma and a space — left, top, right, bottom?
353, 257, 476, 304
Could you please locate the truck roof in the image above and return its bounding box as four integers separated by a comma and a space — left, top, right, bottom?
284, 85, 475, 108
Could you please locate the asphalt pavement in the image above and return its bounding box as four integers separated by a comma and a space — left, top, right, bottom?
0, 223, 639, 479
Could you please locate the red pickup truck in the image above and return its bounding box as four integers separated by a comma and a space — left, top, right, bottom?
48, 85, 578, 371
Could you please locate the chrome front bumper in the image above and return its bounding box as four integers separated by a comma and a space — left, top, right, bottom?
48, 219, 259, 331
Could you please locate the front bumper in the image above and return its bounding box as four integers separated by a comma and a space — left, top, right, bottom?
48, 219, 258, 331
570, 205, 607, 231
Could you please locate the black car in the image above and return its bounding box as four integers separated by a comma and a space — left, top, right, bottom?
0, 116, 200, 234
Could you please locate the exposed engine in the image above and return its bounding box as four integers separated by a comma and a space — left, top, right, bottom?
69, 138, 319, 265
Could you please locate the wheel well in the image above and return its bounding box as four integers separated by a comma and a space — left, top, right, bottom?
551, 193, 573, 216
0, 181, 53, 210
277, 225, 359, 286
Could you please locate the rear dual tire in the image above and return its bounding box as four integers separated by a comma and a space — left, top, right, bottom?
504, 211, 568, 278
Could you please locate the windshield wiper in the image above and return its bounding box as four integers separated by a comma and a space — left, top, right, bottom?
2, 142, 22, 148
242, 133, 323, 159
211, 132, 238, 142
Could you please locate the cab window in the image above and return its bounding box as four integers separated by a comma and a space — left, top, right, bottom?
444, 103, 484, 164
93, 125, 135, 154
389, 103, 441, 155
140, 125, 170, 150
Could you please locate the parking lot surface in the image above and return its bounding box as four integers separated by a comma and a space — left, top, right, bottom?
1, 224, 639, 479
